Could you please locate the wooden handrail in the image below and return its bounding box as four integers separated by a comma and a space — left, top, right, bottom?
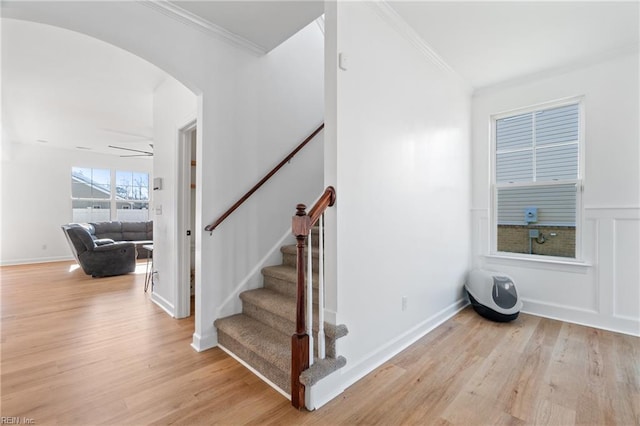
290, 186, 336, 409
204, 123, 325, 233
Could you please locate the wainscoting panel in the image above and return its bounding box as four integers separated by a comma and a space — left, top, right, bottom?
471, 206, 640, 336
613, 218, 640, 320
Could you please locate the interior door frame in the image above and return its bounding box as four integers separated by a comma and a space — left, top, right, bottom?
176, 119, 197, 319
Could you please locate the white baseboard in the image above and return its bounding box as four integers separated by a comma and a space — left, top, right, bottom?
522, 299, 640, 337
0, 255, 74, 266
191, 330, 218, 352
308, 298, 469, 410
151, 292, 175, 317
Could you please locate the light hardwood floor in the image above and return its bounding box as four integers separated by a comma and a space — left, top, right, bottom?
1, 260, 638, 425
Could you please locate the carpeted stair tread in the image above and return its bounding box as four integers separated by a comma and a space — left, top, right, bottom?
213, 231, 349, 405
240, 288, 347, 348
262, 264, 319, 288
214, 314, 290, 373
300, 356, 347, 387
240, 288, 316, 326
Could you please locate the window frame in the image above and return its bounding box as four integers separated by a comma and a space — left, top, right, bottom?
71, 167, 151, 223
490, 96, 585, 261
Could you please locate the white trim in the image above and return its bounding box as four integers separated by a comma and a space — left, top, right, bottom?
191, 330, 217, 352
491, 95, 585, 121
368, 1, 469, 90
585, 205, 640, 211
140, 0, 266, 56
306, 364, 346, 411
215, 229, 295, 318
585, 207, 640, 220
0, 255, 75, 266
522, 299, 640, 337
484, 254, 591, 271
176, 119, 197, 320
218, 344, 291, 400
490, 96, 585, 260
151, 291, 176, 317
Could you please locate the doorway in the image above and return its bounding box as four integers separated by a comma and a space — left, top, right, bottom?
176, 120, 197, 318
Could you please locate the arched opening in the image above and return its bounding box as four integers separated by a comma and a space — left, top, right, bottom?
1, 16, 200, 336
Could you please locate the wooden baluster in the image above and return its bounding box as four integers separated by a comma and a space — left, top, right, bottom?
291, 204, 310, 409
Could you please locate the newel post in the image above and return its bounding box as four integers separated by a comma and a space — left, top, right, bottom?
291, 204, 311, 409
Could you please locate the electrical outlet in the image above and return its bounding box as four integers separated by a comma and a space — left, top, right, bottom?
402, 296, 408, 311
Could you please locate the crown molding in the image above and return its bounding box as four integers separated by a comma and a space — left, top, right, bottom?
139, 0, 267, 56
368, 1, 469, 89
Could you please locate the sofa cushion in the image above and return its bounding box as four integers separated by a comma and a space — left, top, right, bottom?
91, 221, 123, 240
94, 238, 115, 246
121, 221, 151, 241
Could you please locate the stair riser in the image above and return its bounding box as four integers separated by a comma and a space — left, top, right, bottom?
242, 301, 337, 358
281, 252, 320, 272
217, 330, 290, 394
263, 274, 319, 299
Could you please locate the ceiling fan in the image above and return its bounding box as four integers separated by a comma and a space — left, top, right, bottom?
103, 128, 154, 157
108, 144, 154, 157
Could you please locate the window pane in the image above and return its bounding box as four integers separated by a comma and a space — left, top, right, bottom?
535, 104, 579, 146
133, 172, 149, 188
496, 112, 532, 151
536, 144, 578, 181
497, 184, 576, 258
494, 102, 580, 259
116, 170, 149, 201
497, 184, 576, 226
72, 167, 110, 199
496, 150, 533, 183
117, 202, 149, 222
72, 200, 111, 223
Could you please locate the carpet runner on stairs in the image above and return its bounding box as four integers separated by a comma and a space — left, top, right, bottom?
214, 229, 347, 399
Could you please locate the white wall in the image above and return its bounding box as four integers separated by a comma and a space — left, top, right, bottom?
320, 2, 471, 404
199, 19, 324, 348
150, 78, 196, 315
471, 52, 640, 336
2, 2, 325, 349
0, 143, 152, 264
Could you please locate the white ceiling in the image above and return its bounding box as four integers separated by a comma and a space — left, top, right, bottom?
389, 1, 639, 90
2, 18, 167, 157
169, 0, 324, 52
2, 1, 638, 157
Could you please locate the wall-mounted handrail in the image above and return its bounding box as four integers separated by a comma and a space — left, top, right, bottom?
290, 186, 336, 409
204, 123, 325, 233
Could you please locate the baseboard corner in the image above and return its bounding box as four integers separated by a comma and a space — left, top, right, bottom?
191, 330, 218, 352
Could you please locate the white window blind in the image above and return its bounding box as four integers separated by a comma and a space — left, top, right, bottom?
496, 103, 579, 184
496, 103, 580, 227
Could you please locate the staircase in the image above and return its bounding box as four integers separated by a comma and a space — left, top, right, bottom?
214, 226, 348, 401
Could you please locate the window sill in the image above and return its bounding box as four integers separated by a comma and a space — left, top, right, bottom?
483, 253, 592, 272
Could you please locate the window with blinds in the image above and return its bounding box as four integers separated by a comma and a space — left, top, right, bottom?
493, 101, 582, 258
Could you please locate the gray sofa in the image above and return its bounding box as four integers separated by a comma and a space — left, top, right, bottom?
62, 221, 153, 278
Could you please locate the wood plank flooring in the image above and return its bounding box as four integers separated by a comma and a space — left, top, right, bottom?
1, 260, 638, 425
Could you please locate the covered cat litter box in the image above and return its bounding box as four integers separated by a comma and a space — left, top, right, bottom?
465, 269, 522, 322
